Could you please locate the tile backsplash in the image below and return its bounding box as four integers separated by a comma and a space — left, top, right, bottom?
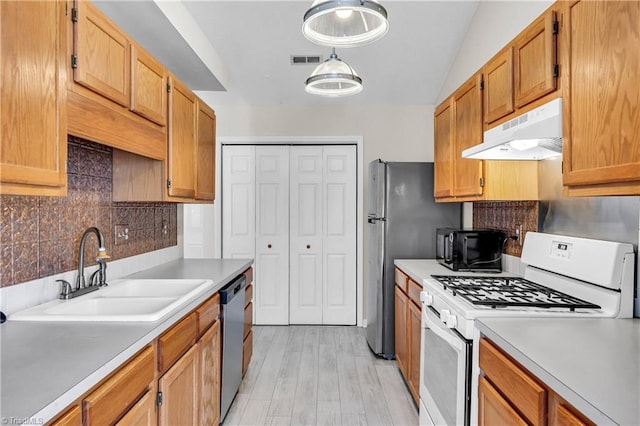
0, 136, 177, 288
473, 201, 540, 257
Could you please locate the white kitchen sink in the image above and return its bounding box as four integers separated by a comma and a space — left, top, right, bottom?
9, 279, 213, 322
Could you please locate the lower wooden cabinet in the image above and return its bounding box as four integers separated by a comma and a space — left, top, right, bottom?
199, 320, 222, 426
394, 267, 421, 406
115, 391, 156, 426
49, 405, 81, 426
158, 344, 199, 426
242, 267, 254, 377
83, 345, 155, 426
479, 337, 595, 426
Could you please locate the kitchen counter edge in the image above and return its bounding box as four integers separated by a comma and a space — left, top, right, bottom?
1, 258, 253, 424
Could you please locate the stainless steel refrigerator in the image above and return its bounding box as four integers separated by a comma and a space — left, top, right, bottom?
366, 160, 461, 358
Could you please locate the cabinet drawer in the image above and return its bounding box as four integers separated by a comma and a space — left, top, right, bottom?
479, 338, 547, 426
244, 301, 253, 339
158, 312, 197, 372
242, 329, 253, 377
244, 267, 253, 286
197, 293, 220, 335
83, 345, 154, 426
245, 284, 253, 308
395, 268, 409, 293
408, 279, 422, 306
49, 404, 81, 426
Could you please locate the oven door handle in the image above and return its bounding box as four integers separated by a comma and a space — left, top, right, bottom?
423, 307, 465, 351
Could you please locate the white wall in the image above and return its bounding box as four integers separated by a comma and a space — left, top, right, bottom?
204, 102, 435, 164
437, 0, 554, 104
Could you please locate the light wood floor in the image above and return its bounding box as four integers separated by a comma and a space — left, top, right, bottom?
224, 326, 419, 426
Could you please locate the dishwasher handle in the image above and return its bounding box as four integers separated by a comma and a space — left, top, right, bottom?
219, 275, 247, 304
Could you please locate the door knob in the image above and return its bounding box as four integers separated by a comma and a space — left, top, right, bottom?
267, 244, 272, 249
306, 244, 311, 249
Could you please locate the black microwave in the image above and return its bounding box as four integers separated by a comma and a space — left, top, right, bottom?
436, 228, 505, 272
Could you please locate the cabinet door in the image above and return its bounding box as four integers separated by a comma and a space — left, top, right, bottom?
255, 146, 290, 325
514, 11, 557, 107
130, 43, 166, 126
453, 73, 484, 197
199, 319, 221, 426
115, 391, 156, 426
290, 146, 323, 324
483, 48, 514, 124
322, 145, 356, 325
158, 344, 199, 426
0, 0, 67, 194
407, 300, 421, 405
74, 0, 130, 107
195, 100, 216, 201
478, 376, 528, 426
562, 1, 640, 192
394, 286, 408, 378
167, 76, 196, 199
434, 99, 454, 199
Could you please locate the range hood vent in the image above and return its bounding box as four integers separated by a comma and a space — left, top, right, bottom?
462, 98, 563, 160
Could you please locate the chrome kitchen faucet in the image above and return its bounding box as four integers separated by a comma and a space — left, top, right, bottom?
57, 227, 110, 300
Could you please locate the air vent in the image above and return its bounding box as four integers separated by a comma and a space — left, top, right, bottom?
290, 55, 322, 65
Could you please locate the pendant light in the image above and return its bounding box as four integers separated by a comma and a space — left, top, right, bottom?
305, 49, 363, 97
302, 0, 389, 48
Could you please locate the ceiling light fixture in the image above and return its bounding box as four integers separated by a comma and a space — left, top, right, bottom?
302, 0, 389, 48
305, 49, 363, 97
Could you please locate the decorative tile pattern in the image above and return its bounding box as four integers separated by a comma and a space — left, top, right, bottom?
0, 136, 178, 288
473, 201, 540, 257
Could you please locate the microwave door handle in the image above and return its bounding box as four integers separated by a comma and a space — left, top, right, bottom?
423, 308, 465, 351
462, 237, 468, 266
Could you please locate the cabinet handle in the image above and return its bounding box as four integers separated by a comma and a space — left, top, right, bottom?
268, 244, 272, 249
306, 244, 311, 249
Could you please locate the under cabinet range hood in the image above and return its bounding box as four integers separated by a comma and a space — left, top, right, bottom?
462, 98, 563, 160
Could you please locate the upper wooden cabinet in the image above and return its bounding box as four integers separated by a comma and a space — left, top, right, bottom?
195, 101, 216, 201
167, 76, 197, 200
483, 9, 558, 126
452, 73, 484, 198
434, 100, 454, 199
73, 0, 130, 107
513, 11, 557, 108
483, 48, 514, 125
0, 0, 67, 196
131, 42, 167, 126
561, 0, 640, 196
68, 0, 166, 160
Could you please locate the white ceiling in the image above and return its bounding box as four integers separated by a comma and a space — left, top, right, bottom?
96, 1, 479, 106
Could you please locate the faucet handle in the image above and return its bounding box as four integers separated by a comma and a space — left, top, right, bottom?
56, 279, 73, 299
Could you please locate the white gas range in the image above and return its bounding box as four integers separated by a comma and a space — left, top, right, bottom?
418, 232, 635, 426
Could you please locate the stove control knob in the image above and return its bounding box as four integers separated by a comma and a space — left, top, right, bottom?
439, 309, 450, 324
445, 314, 457, 329
420, 291, 433, 306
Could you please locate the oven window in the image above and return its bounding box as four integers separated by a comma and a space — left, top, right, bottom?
423, 328, 459, 425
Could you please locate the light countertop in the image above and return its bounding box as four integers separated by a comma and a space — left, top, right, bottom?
394, 259, 515, 286
0, 258, 252, 424
477, 318, 640, 426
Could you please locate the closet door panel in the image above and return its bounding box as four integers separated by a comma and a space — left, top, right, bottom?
255, 147, 290, 324
222, 146, 255, 260
322, 146, 357, 325
290, 147, 323, 324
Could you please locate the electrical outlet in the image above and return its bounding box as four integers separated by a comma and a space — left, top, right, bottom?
114, 224, 129, 245
161, 219, 169, 238
515, 224, 523, 246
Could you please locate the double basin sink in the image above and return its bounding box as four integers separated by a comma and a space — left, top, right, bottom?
10, 279, 213, 322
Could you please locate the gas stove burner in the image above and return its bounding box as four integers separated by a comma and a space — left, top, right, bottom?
430, 275, 601, 311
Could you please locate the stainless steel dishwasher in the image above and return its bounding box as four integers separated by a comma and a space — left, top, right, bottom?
219, 274, 247, 422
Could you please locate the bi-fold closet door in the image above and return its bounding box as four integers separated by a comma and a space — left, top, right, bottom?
222, 144, 356, 325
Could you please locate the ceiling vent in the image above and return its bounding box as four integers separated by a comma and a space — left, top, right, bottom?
291, 55, 322, 65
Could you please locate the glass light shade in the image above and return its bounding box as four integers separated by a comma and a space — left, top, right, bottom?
302, 0, 389, 47
305, 51, 363, 97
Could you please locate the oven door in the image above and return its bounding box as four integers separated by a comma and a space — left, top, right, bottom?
420, 305, 471, 426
